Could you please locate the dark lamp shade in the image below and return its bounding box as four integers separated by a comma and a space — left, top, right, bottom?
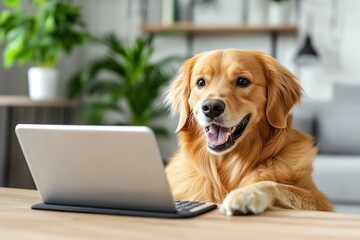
295, 35, 320, 65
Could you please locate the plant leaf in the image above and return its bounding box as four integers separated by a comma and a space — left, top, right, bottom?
3, 27, 26, 68
148, 126, 169, 138
0, 10, 11, 25
66, 56, 125, 98
4, 0, 21, 10
66, 34, 181, 138
87, 80, 124, 98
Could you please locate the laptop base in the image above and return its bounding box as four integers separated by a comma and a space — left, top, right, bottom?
32, 203, 217, 219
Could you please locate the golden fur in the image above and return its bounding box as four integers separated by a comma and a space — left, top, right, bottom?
165, 50, 332, 215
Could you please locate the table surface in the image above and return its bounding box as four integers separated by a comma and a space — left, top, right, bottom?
1, 188, 360, 240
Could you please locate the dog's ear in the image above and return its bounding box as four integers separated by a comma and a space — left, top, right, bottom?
166, 54, 200, 133
261, 54, 302, 129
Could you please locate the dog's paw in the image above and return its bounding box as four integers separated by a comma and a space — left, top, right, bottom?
220, 185, 273, 216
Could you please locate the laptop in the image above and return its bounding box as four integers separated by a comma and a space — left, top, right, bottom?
15, 124, 217, 218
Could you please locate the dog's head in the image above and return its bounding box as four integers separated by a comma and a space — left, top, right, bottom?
167, 50, 302, 155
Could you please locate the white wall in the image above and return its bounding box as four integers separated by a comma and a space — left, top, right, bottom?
298, 0, 360, 100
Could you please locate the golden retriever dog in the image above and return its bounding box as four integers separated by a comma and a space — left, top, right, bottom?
165, 50, 332, 215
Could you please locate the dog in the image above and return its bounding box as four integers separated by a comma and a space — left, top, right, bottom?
165, 49, 332, 215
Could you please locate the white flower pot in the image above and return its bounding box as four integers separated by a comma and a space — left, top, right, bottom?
268, 1, 291, 24
28, 67, 59, 100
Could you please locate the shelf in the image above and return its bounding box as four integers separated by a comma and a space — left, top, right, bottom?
142, 23, 298, 58
0, 95, 77, 107
141, 23, 297, 34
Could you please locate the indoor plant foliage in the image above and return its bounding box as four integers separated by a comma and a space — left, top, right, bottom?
0, 0, 88, 99
67, 34, 180, 137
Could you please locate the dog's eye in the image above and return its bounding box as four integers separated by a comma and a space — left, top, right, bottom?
236, 77, 250, 88
197, 78, 206, 88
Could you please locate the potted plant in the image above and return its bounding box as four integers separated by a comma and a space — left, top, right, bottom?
0, 0, 88, 100
67, 34, 181, 137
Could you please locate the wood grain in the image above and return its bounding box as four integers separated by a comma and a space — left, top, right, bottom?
0, 96, 77, 107
1, 187, 360, 240
141, 23, 297, 34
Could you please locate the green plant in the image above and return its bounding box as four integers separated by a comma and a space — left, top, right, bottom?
0, 0, 88, 68
67, 34, 181, 137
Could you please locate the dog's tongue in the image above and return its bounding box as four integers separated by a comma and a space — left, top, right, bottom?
206, 124, 231, 146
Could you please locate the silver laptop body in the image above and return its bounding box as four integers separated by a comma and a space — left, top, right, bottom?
15, 124, 176, 212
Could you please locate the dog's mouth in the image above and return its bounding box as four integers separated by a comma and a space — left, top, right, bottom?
204, 114, 251, 153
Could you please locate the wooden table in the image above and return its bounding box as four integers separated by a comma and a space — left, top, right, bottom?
1, 188, 360, 239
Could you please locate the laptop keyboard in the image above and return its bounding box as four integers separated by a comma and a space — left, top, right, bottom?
175, 200, 206, 211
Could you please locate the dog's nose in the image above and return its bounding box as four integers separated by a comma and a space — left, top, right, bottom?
202, 99, 225, 119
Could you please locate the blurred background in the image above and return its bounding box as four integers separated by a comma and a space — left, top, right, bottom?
0, 0, 359, 214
